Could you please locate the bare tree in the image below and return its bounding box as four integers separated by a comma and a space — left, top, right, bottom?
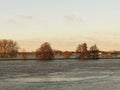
36, 42, 54, 60
0, 39, 19, 58
76, 43, 88, 60
89, 44, 99, 59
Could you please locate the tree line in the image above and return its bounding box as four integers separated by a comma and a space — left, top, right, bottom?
0, 39, 99, 60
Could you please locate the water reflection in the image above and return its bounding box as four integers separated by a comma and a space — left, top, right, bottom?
7, 75, 108, 83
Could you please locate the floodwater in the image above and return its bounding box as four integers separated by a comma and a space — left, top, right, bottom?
0, 59, 120, 90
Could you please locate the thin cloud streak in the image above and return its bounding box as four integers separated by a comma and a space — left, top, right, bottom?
64, 15, 82, 23
7, 15, 33, 24
8, 19, 16, 24
17, 15, 33, 20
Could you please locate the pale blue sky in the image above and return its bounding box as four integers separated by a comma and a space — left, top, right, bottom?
0, 0, 120, 51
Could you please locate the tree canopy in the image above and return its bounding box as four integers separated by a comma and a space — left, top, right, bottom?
36, 42, 54, 60
0, 39, 19, 58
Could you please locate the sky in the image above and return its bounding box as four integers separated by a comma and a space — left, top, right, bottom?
0, 0, 120, 51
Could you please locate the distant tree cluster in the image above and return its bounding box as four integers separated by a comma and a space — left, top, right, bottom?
0, 39, 99, 61
53, 50, 62, 56
35, 42, 99, 60
0, 39, 19, 58
62, 51, 72, 58
76, 43, 99, 60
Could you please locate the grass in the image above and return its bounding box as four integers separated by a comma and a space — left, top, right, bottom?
0, 58, 78, 61
0, 57, 120, 61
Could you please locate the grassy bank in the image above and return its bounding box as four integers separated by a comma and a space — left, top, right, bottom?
0, 57, 120, 61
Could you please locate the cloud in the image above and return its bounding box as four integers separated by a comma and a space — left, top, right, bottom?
17, 15, 33, 20
64, 15, 82, 22
8, 19, 16, 24
7, 15, 33, 24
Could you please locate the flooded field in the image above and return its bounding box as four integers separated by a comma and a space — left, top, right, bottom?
0, 59, 120, 90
